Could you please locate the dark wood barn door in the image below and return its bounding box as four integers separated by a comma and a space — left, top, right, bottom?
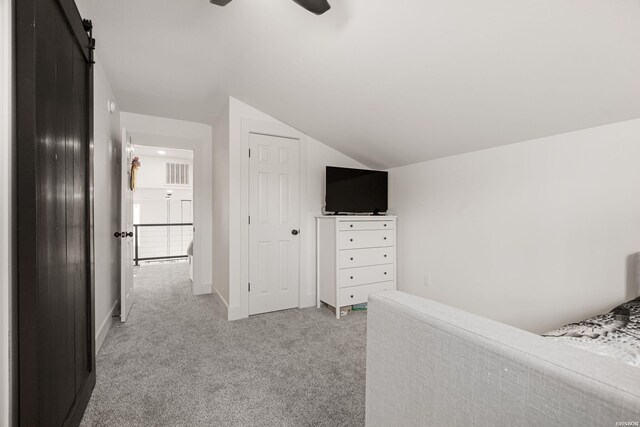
15, 0, 96, 425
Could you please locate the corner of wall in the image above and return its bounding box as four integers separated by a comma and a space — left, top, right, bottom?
212, 102, 231, 307
193, 283, 212, 296
227, 305, 243, 321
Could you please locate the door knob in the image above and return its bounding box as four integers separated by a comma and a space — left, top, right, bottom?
113, 232, 121, 238
291, 229, 299, 236
125, 231, 133, 237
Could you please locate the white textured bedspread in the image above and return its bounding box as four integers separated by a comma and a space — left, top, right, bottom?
544, 297, 640, 367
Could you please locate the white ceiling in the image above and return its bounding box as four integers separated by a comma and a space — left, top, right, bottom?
78, 0, 640, 168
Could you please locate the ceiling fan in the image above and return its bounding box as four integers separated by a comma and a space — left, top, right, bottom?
210, 0, 331, 15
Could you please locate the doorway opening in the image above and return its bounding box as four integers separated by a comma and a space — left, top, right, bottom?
131, 144, 194, 289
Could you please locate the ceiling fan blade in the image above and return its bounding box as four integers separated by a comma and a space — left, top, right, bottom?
292, 0, 331, 15
210, 0, 233, 6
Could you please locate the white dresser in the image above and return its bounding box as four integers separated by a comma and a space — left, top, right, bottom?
316, 215, 397, 319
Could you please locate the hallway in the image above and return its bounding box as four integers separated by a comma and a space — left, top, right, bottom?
81, 262, 367, 426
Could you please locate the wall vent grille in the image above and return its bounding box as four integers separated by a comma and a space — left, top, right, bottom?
165, 162, 190, 185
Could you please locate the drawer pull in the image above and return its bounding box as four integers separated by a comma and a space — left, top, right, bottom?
350, 224, 353, 228
350, 238, 354, 242
384, 224, 387, 227
383, 237, 387, 240
350, 276, 354, 279
384, 272, 387, 275
350, 295, 354, 298
384, 254, 387, 258
350, 257, 354, 261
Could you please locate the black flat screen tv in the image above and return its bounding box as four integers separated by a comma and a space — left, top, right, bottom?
326, 166, 388, 214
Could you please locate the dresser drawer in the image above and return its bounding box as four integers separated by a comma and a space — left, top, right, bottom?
339, 229, 394, 249
338, 220, 394, 231
338, 264, 394, 288
338, 282, 394, 307
339, 247, 394, 269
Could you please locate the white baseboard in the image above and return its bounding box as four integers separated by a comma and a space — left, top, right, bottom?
193, 282, 212, 296
210, 285, 237, 320
228, 305, 243, 321
96, 298, 119, 355
212, 291, 229, 320
300, 293, 316, 309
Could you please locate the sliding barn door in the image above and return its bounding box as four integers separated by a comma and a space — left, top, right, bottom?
15, 0, 96, 425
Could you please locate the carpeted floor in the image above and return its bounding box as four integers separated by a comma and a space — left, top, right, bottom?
81, 262, 367, 427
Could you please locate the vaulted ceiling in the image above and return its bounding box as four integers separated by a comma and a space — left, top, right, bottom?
77, 0, 640, 168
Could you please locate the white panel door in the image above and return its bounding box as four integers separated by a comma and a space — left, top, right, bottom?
120, 129, 135, 322
249, 133, 300, 315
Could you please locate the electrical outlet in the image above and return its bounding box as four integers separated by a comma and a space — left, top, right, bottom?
424, 274, 431, 287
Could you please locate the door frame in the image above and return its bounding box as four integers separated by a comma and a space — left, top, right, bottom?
14, 0, 96, 424
0, 0, 13, 423
240, 119, 308, 319
121, 127, 211, 296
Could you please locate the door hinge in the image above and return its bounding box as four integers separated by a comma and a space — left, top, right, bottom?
248, 283, 251, 292
249, 148, 251, 157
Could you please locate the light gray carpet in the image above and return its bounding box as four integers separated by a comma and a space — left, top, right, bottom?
81, 262, 367, 427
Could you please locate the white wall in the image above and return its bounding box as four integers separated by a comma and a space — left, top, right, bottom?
134, 188, 193, 223
221, 97, 364, 320
93, 58, 121, 353
0, 0, 12, 423
134, 154, 193, 190
212, 103, 230, 306
120, 113, 213, 295
136, 198, 193, 224
388, 118, 640, 334
132, 154, 193, 230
